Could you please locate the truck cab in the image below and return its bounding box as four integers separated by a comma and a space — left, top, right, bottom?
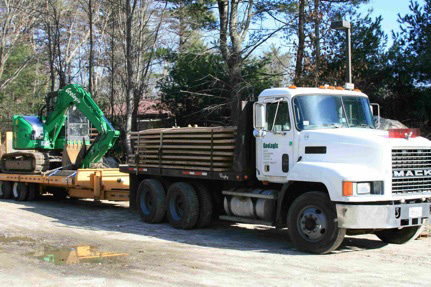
253, 86, 431, 251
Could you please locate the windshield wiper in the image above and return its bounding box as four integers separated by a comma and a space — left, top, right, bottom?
322, 123, 342, 128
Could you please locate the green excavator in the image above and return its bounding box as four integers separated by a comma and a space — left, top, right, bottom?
0, 84, 120, 174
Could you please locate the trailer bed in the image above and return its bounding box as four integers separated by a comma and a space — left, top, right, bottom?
0, 168, 129, 201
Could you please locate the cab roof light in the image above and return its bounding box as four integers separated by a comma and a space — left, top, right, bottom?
289, 85, 297, 89
319, 86, 326, 89
336, 86, 344, 90
388, 128, 420, 139
343, 181, 353, 197
328, 86, 335, 90
353, 88, 361, 92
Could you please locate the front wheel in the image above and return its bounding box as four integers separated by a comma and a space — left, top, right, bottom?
375, 226, 423, 244
287, 192, 346, 254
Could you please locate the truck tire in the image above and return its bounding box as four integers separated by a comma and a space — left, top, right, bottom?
192, 182, 213, 228
26, 183, 38, 201
0, 181, 4, 198
137, 179, 166, 223
12, 182, 28, 201
375, 226, 423, 244
287, 191, 346, 254
166, 182, 199, 230
2, 181, 13, 199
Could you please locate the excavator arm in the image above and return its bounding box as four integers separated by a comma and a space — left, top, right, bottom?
44, 84, 120, 168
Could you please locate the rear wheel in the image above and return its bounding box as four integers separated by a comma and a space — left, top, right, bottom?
375, 226, 423, 244
287, 192, 346, 254
12, 182, 28, 201
0, 181, 4, 198
137, 179, 166, 223
2, 182, 13, 199
192, 182, 213, 228
26, 183, 38, 201
166, 182, 199, 230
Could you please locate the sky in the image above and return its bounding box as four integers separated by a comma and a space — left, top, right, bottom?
359, 0, 425, 46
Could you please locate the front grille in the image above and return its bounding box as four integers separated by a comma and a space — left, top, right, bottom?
392, 149, 431, 193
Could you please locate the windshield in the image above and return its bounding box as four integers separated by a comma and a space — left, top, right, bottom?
293, 94, 374, 130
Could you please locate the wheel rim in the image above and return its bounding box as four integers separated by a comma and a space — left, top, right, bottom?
169, 193, 184, 221
297, 206, 328, 242
12, 183, 19, 198
140, 190, 152, 215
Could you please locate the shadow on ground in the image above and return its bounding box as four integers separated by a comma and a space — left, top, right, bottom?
0, 197, 388, 255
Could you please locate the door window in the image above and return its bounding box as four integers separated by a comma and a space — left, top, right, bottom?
265, 101, 290, 132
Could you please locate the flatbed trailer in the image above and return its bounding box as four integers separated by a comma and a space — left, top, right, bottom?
0, 131, 130, 202
0, 168, 129, 202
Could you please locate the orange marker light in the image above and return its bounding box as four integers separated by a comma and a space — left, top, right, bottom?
343, 181, 353, 196
289, 85, 297, 89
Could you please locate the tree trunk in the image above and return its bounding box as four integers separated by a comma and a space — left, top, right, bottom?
228, 57, 242, 125
125, 0, 135, 155
46, 23, 56, 91
110, 2, 115, 121
314, 0, 320, 87
88, 0, 93, 95
294, 0, 305, 86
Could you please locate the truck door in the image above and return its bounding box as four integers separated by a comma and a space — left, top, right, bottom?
254, 98, 293, 179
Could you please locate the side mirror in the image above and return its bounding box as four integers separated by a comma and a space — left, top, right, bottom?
371, 103, 381, 129
253, 102, 265, 130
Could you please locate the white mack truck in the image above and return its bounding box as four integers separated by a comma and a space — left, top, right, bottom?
122, 85, 431, 254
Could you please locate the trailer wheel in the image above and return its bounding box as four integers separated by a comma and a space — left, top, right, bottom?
375, 226, 423, 244
166, 182, 199, 230
192, 182, 213, 228
0, 181, 4, 198
287, 192, 346, 254
26, 183, 38, 201
12, 182, 28, 201
137, 179, 166, 223
2, 181, 13, 199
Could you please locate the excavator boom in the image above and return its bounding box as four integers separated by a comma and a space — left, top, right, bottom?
44, 84, 120, 168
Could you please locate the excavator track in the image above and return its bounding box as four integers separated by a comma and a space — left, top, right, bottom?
0, 151, 58, 174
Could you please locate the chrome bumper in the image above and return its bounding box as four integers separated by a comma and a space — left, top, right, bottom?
336, 202, 431, 229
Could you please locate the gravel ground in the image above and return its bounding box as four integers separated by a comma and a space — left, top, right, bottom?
0, 197, 430, 287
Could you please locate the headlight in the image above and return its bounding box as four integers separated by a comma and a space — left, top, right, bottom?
343, 181, 384, 196
357, 183, 371, 194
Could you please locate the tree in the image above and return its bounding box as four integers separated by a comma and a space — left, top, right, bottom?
397, 0, 431, 86
159, 42, 230, 126
0, 45, 47, 121
216, 0, 284, 124
383, 0, 431, 129
280, 0, 369, 86
165, 0, 215, 51
116, 0, 167, 154
0, 0, 38, 91
159, 41, 288, 126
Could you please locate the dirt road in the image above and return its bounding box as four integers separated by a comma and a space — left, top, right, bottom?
0, 197, 430, 287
